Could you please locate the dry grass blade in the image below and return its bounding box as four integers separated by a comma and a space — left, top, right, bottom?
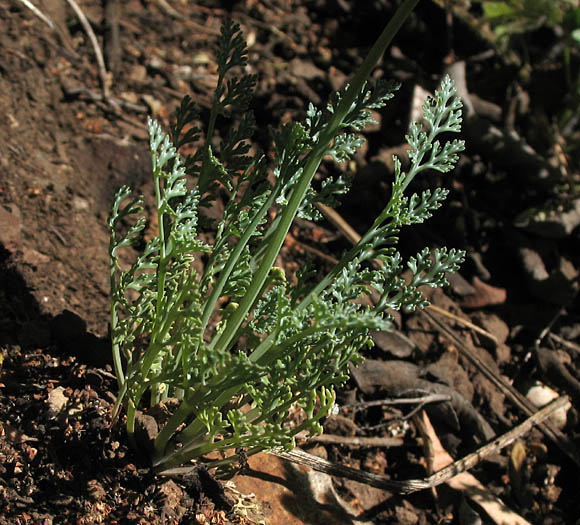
16, 0, 55, 30
65, 0, 110, 101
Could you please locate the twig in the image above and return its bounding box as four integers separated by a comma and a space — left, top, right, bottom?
271, 396, 570, 494
534, 308, 564, 349
423, 309, 580, 467
49, 226, 68, 246
306, 434, 404, 448
103, 0, 121, 74
64, 0, 110, 102
343, 393, 452, 424
548, 332, 580, 355
62, 85, 147, 113
342, 393, 451, 410
414, 409, 531, 525
16, 0, 55, 30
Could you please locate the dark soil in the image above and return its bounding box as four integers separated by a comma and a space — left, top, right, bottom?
1, 0, 579, 523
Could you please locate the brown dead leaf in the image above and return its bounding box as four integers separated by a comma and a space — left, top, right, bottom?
414, 410, 531, 525
459, 276, 507, 309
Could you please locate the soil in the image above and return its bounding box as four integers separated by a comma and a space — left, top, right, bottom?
1, 0, 579, 523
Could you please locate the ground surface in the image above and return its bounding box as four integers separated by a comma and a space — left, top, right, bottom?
1, 0, 580, 523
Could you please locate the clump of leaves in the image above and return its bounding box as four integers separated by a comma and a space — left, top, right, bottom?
480, 0, 577, 41
109, 1, 465, 474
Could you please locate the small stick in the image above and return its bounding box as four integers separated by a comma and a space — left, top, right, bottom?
271, 396, 570, 494
534, 308, 564, 349
65, 0, 111, 102
342, 393, 451, 410
156, 0, 184, 19
307, 434, 404, 448
549, 332, 580, 355
342, 392, 453, 424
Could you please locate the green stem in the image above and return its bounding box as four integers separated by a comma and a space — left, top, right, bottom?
211, 0, 419, 356
126, 399, 137, 450
200, 186, 280, 340
153, 397, 194, 460
167, 1, 422, 449
197, 71, 223, 192
109, 292, 124, 388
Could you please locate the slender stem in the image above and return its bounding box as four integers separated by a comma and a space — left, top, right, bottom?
200, 186, 280, 340
211, 0, 419, 355
129, 161, 170, 402
126, 399, 137, 450
109, 286, 124, 387
153, 397, 193, 460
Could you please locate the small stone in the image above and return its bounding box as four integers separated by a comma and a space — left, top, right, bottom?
157, 479, 183, 508
47, 386, 68, 419
135, 412, 158, 453
21, 248, 50, 266
141, 94, 164, 116
72, 196, 89, 211
394, 505, 419, 525
515, 199, 580, 239
289, 58, 324, 80
526, 382, 569, 429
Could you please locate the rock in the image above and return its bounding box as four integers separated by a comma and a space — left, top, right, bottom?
327, 65, 347, 92
323, 415, 358, 436
409, 84, 432, 124
72, 196, 90, 211
351, 359, 495, 442
128, 64, 148, 83
521, 249, 578, 306
157, 479, 183, 509
427, 351, 474, 403
371, 330, 415, 358
21, 248, 51, 266
47, 386, 68, 419
467, 251, 491, 281
526, 382, 569, 429
405, 314, 435, 354
470, 312, 511, 363
515, 199, 580, 239
135, 412, 159, 454
289, 58, 324, 80
141, 94, 164, 116
394, 505, 419, 525
534, 346, 580, 404
447, 271, 477, 297
470, 312, 509, 345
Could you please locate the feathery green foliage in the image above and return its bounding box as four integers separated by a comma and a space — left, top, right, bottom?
109, 2, 465, 473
